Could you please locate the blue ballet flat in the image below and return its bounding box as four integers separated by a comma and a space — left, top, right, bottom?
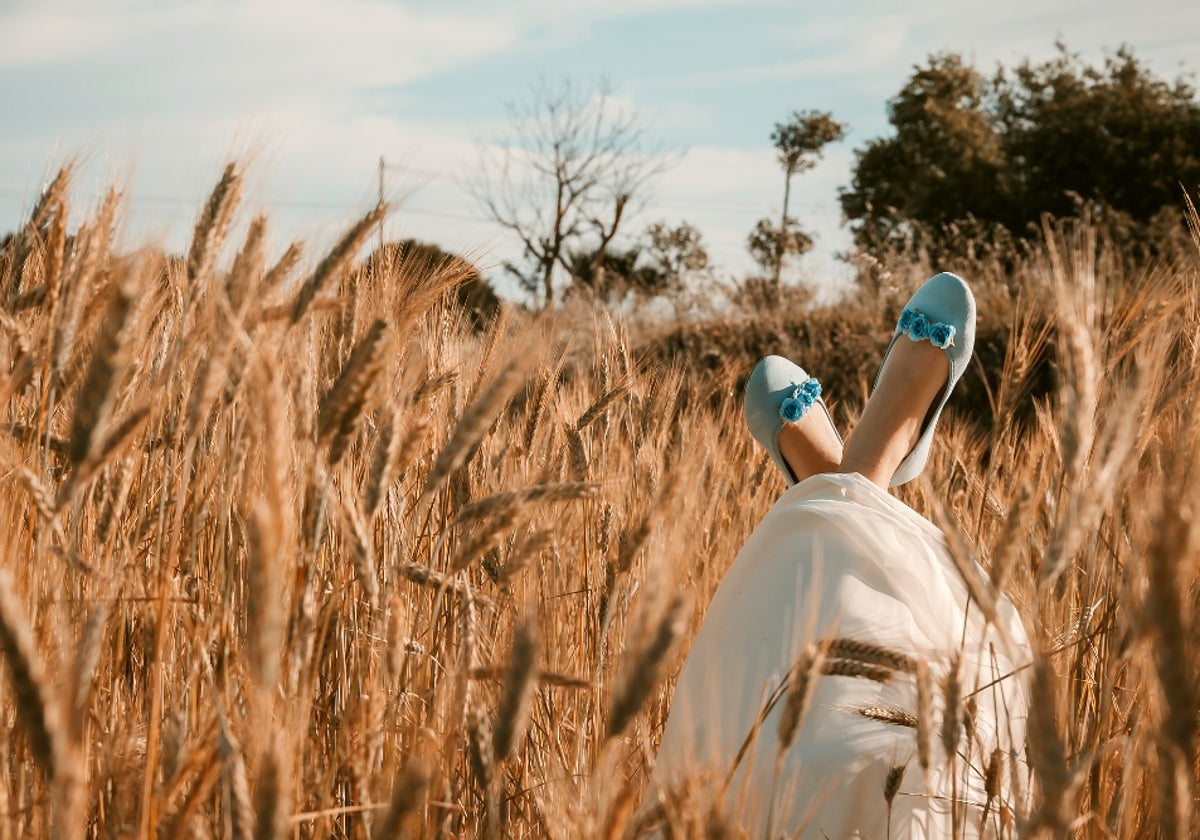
744, 355, 842, 486
873, 272, 976, 487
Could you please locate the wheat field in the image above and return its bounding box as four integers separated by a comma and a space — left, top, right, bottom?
0, 164, 1198, 838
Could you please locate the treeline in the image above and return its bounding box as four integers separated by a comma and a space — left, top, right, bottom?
467, 43, 1200, 309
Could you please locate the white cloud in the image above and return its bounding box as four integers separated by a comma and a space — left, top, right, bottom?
1, 0, 1195, 300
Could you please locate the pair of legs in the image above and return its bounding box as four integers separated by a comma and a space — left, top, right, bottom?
778, 338, 948, 488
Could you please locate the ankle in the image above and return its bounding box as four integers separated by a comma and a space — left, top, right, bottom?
778, 418, 842, 483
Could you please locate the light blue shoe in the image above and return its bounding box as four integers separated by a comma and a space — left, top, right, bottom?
744, 355, 842, 486
873, 272, 976, 487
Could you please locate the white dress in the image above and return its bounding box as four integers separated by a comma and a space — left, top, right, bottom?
649, 472, 1032, 838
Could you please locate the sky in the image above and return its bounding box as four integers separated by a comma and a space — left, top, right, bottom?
1, 0, 1197, 297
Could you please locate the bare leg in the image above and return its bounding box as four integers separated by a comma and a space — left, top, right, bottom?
778, 407, 843, 483
839, 339, 949, 488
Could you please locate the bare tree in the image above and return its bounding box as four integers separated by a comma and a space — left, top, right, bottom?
471, 79, 665, 307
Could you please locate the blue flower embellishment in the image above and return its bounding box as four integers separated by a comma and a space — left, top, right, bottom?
908, 312, 930, 341
779, 377, 821, 423
898, 307, 955, 348
928, 322, 956, 349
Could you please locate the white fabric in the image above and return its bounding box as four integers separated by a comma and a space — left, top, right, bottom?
650, 472, 1031, 838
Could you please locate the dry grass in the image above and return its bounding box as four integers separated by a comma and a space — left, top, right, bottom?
0, 165, 1199, 837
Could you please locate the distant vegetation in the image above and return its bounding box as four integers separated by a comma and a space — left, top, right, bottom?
841, 44, 1200, 265
461, 44, 1200, 311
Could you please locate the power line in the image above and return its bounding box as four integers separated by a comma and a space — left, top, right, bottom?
0, 186, 487, 224
0, 178, 846, 225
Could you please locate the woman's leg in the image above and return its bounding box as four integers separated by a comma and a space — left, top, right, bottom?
777, 407, 843, 483
838, 338, 948, 488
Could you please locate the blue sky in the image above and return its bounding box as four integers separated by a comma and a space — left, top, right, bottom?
1, 0, 1197, 295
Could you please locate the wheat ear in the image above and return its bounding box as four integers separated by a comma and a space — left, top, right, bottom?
373, 760, 428, 840
492, 616, 539, 762
365, 412, 400, 517
606, 592, 688, 740
291, 203, 386, 324
260, 241, 303, 298
68, 597, 109, 744
67, 279, 133, 466
778, 643, 824, 750
187, 162, 242, 283
424, 357, 527, 495
318, 318, 389, 465
217, 718, 255, 840
826, 638, 917, 674
0, 569, 64, 780
227, 214, 267, 313
252, 736, 290, 840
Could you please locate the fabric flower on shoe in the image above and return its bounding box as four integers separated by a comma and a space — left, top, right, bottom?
898, 306, 955, 348
907, 312, 930, 341
779, 378, 820, 423
929, 322, 956, 349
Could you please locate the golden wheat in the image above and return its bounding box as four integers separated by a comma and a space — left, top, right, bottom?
0, 168, 1197, 837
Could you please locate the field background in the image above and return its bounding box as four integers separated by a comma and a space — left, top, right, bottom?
1, 166, 1199, 838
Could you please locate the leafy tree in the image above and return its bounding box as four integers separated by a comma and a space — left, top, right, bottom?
644, 221, 710, 290
999, 46, 1200, 225
747, 216, 812, 276
470, 79, 665, 308
750, 110, 845, 285
366, 240, 500, 329
840, 45, 1200, 260
565, 244, 668, 304
566, 221, 711, 307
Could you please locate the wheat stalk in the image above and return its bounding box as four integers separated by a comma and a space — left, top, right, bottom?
522, 343, 567, 452
0, 569, 64, 780
252, 736, 289, 840
260, 240, 303, 299
821, 658, 893, 683
606, 592, 688, 740
373, 760, 428, 840
855, 705, 918, 728
163, 746, 222, 840
826, 638, 917, 674
317, 318, 389, 465
291, 203, 386, 324
217, 718, 255, 840
468, 665, 589, 689
498, 529, 554, 582
777, 643, 823, 751
491, 616, 539, 762
467, 705, 494, 791
576, 380, 629, 431
43, 196, 67, 310
884, 763, 906, 838
915, 659, 934, 792
61, 403, 152, 505
246, 500, 284, 689
343, 502, 380, 606
394, 562, 495, 611
365, 412, 400, 517
187, 162, 242, 284
454, 481, 598, 525
25, 165, 73, 233
424, 356, 528, 495
67, 279, 133, 466
940, 655, 962, 757
67, 597, 108, 744
227, 215, 268, 313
